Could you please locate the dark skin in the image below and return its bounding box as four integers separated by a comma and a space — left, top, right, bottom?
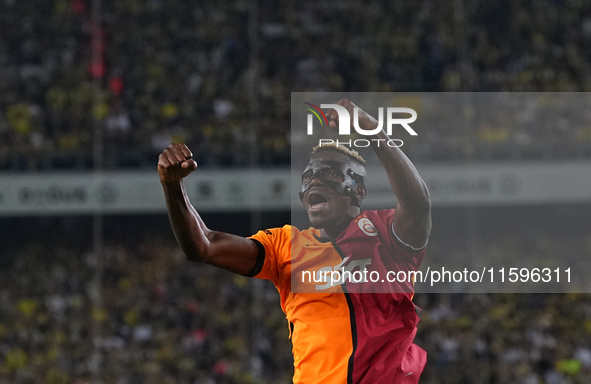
158, 99, 431, 275
300, 150, 367, 239
324, 99, 432, 248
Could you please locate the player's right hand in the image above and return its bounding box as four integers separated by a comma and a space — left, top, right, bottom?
158, 143, 198, 183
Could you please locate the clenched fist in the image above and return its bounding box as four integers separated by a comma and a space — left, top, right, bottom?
158, 143, 198, 183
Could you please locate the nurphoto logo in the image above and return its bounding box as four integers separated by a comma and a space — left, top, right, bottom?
303, 102, 418, 148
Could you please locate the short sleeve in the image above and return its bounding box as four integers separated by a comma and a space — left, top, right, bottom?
382, 209, 428, 253
249, 225, 291, 285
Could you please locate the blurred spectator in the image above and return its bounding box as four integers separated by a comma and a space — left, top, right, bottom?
3, 0, 591, 170
1, 209, 590, 383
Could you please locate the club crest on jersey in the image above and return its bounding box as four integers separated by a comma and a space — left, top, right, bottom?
358, 218, 378, 237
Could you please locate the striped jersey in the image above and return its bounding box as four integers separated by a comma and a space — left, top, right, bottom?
250, 209, 427, 384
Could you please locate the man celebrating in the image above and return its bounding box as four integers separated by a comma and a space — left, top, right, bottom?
158, 99, 431, 383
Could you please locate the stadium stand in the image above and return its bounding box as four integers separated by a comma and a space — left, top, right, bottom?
2, 0, 591, 170
1, 1, 591, 383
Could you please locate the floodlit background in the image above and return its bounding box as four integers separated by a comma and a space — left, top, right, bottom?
1, 1, 591, 383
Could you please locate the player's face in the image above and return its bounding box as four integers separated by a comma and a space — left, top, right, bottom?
300, 151, 358, 231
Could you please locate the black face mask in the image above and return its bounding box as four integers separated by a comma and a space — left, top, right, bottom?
299, 160, 365, 206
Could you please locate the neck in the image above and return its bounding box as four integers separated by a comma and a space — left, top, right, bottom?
319, 214, 355, 240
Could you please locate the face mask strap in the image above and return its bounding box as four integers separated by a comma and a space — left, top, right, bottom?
299, 161, 364, 206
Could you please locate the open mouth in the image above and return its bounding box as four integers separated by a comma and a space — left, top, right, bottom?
308, 192, 328, 210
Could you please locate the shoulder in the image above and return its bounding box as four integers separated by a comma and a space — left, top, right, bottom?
355, 209, 396, 229
249, 225, 294, 253
248, 225, 293, 282
251, 225, 292, 238
359, 209, 427, 252
364, 208, 396, 220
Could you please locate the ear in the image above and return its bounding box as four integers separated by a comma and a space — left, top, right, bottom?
353, 184, 367, 202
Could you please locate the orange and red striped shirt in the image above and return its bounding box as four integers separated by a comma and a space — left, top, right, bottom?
250, 209, 427, 384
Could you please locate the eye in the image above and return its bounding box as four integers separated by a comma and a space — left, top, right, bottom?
321, 168, 344, 182
301, 170, 313, 183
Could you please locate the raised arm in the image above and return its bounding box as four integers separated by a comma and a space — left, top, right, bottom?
158, 143, 260, 275
325, 99, 431, 249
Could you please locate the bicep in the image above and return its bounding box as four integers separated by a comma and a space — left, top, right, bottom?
392, 204, 432, 250
195, 231, 261, 276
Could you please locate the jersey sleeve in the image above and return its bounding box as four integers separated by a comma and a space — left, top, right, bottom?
248, 225, 291, 285
383, 209, 428, 253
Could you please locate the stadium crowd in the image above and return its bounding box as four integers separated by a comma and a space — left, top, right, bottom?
2, 0, 591, 170
1, 211, 591, 383
3, 1, 591, 383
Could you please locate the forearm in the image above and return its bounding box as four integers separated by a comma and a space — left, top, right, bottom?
370, 130, 431, 213
161, 180, 211, 261
158, 143, 260, 274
